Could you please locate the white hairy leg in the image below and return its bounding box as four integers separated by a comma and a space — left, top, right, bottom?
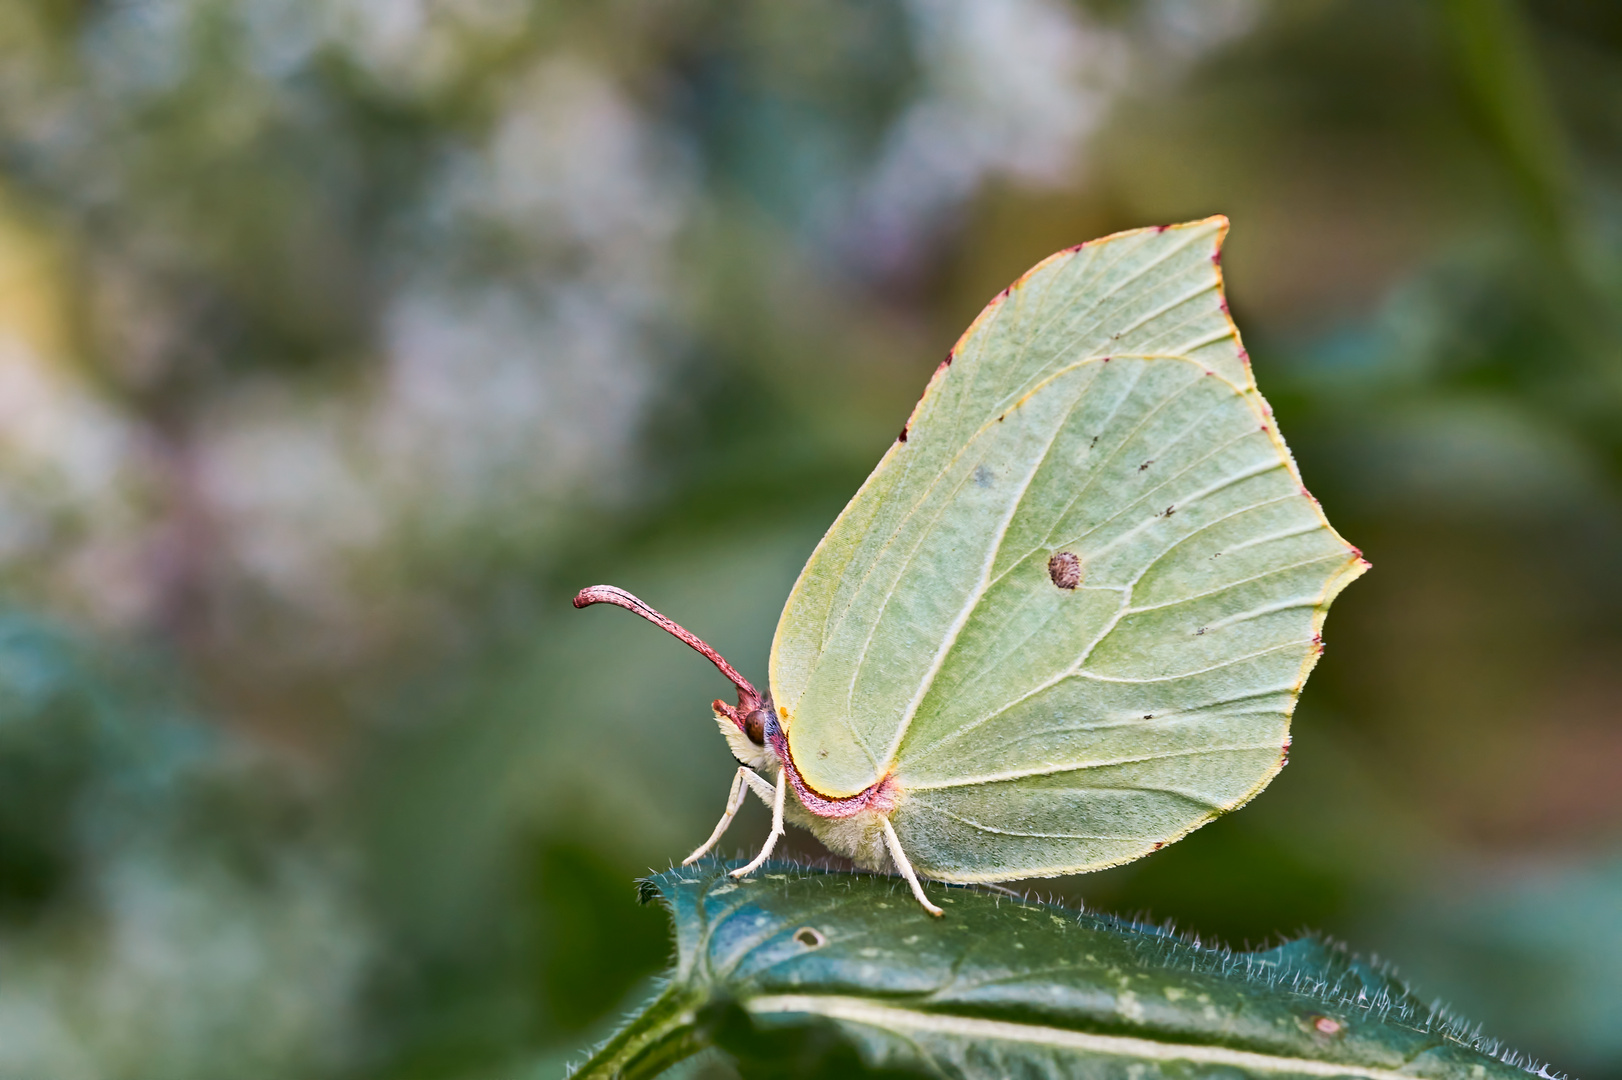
882, 817, 944, 917
683, 767, 774, 866
730, 768, 787, 878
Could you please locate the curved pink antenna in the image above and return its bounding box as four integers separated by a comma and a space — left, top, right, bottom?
572, 585, 763, 714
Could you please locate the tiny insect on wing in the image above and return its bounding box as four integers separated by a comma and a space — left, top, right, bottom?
574, 217, 1367, 915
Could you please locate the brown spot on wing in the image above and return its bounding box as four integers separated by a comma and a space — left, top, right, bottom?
1047, 551, 1082, 590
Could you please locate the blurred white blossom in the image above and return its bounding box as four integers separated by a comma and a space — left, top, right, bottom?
0, 334, 156, 627
184, 56, 692, 658
841, 0, 1256, 274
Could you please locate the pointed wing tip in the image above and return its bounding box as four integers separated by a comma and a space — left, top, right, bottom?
1315, 547, 1372, 614
1071, 215, 1230, 251
1005, 215, 1235, 303
1155, 214, 1229, 240
1162, 216, 1231, 268
1174, 213, 1229, 236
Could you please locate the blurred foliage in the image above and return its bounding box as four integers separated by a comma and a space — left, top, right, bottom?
0, 0, 1618, 1078
0, 613, 366, 1078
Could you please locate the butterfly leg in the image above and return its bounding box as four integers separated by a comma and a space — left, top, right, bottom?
730, 767, 787, 878
881, 817, 944, 917
683, 766, 774, 866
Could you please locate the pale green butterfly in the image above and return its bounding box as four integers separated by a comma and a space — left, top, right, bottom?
576, 217, 1367, 915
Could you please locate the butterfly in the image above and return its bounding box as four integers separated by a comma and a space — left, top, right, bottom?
575, 217, 1367, 915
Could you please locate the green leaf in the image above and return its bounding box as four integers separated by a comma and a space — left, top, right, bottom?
570, 862, 1555, 1080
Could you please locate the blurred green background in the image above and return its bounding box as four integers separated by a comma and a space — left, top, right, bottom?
0, 0, 1618, 1077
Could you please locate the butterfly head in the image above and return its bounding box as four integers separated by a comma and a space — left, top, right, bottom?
733, 702, 770, 747
713, 698, 778, 772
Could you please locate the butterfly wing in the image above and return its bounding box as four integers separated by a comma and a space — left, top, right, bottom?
769, 217, 1366, 880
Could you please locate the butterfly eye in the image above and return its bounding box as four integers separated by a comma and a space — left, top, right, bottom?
743, 708, 768, 746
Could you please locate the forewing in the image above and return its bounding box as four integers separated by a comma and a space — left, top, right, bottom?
770, 219, 1365, 841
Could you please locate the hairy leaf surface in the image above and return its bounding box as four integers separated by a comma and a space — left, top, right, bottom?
571, 864, 1552, 1080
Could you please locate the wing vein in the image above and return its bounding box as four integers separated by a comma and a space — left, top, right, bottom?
1026, 361, 1166, 554
1078, 640, 1305, 683
906, 743, 1282, 790
1119, 495, 1301, 584
1123, 552, 1349, 614
1108, 278, 1220, 341
880, 378, 1085, 765
1073, 455, 1288, 561
1057, 231, 1207, 357
1035, 397, 1248, 557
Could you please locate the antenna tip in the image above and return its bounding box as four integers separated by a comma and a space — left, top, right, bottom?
572, 584, 626, 610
